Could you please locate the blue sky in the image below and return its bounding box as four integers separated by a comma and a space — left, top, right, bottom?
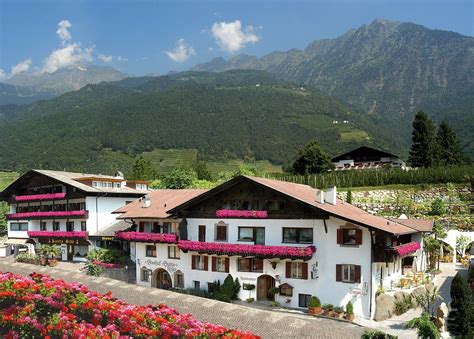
1, 0, 473, 78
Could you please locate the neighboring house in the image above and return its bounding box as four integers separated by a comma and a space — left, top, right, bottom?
113, 175, 431, 319
332, 146, 406, 170
0, 169, 147, 261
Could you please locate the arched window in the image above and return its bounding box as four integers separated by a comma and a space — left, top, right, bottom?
174, 270, 184, 288
141, 267, 150, 282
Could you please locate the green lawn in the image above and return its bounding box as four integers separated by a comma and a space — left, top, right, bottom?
0, 172, 19, 191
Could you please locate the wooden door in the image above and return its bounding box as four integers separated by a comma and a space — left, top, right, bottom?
199, 225, 206, 242
67, 245, 74, 261
257, 277, 267, 300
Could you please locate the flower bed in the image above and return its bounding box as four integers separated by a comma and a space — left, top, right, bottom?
15, 193, 67, 202
178, 240, 316, 260
0, 272, 258, 338
115, 231, 177, 243
91, 261, 123, 269
27, 231, 87, 239
216, 210, 268, 218
395, 241, 421, 256
7, 210, 87, 219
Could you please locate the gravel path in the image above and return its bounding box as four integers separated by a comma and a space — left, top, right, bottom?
0, 259, 368, 339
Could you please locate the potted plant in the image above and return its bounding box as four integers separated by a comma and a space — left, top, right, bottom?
308, 296, 322, 315
334, 306, 344, 319
268, 287, 280, 300
42, 245, 61, 267
345, 301, 355, 321
322, 304, 334, 317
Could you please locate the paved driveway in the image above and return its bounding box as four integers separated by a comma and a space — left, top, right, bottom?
0, 260, 367, 338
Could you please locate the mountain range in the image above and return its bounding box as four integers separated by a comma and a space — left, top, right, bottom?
0, 19, 472, 174
0, 66, 127, 105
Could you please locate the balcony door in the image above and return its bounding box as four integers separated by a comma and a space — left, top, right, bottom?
255, 228, 265, 245
198, 225, 206, 242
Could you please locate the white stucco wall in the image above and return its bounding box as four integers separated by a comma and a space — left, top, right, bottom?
85, 196, 134, 234
134, 216, 373, 318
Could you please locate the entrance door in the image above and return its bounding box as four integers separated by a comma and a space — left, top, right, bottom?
67, 245, 74, 261
155, 269, 172, 290
256, 275, 275, 300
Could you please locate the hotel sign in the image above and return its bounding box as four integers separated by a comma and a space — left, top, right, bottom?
39, 238, 89, 245
143, 259, 178, 273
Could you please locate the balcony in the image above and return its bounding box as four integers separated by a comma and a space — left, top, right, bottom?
27, 231, 88, 239
373, 241, 421, 262
7, 210, 88, 220
215, 210, 268, 219
115, 231, 177, 243
14, 193, 66, 202
178, 240, 316, 260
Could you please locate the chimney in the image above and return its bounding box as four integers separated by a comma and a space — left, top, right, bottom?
325, 186, 337, 205
142, 195, 151, 208
316, 190, 324, 204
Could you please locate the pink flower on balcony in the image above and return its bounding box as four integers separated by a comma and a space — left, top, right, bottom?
215, 209, 268, 218
7, 210, 86, 219
115, 231, 177, 243
15, 193, 67, 201
395, 241, 421, 256
178, 240, 315, 259
27, 231, 87, 239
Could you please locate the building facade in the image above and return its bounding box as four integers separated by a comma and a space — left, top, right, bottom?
114, 176, 431, 319
332, 146, 406, 170
1, 169, 147, 260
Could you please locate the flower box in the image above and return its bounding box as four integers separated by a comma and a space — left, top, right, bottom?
178, 240, 316, 260
115, 231, 177, 244
15, 193, 67, 201
395, 241, 421, 256
216, 209, 268, 218
27, 231, 87, 239
7, 210, 87, 219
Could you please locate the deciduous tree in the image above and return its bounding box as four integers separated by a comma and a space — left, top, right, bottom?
291, 141, 334, 175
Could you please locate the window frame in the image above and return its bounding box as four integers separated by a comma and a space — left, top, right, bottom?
168, 245, 180, 259
145, 245, 157, 257
215, 257, 227, 272
40, 222, 47, 231
237, 258, 263, 273
343, 229, 358, 246
290, 262, 305, 279
282, 227, 313, 244
53, 222, 60, 231
66, 221, 74, 232
298, 294, 312, 308
10, 222, 28, 231
214, 222, 228, 242
342, 264, 356, 283
141, 268, 150, 282
81, 221, 87, 232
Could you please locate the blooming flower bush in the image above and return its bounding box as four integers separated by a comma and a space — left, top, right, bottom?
27, 231, 87, 239
15, 193, 67, 202
7, 210, 87, 219
216, 210, 268, 218
395, 241, 421, 256
0, 272, 259, 338
91, 261, 123, 269
115, 231, 177, 243
178, 240, 316, 260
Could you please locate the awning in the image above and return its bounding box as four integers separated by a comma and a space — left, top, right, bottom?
4, 238, 33, 245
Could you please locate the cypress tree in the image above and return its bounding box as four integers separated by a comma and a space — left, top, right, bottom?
447, 275, 472, 337
409, 111, 437, 168
436, 121, 465, 165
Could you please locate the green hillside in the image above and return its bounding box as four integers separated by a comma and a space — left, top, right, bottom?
0, 70, 406, 175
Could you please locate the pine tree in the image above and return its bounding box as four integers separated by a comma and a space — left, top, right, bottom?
436, 121, 465, 165
408, 111, 437, 168
447, 275, 472, 337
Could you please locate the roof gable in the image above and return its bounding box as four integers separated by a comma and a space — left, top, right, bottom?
331, 146, 400, 162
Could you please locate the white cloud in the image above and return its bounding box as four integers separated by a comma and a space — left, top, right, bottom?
42, 44, 93, 73
0, 69, 5, 80
165, 39, 196, 62
98, 54, 113, 62
11, 59, 32, 76
211, 20, 259, 52
117, 56, 128, 62
56, 20, 72, 44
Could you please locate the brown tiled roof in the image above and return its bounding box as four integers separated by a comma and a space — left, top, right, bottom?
115, 189, 208, 219
390, 218, 433, 233
246, 176, 418, 235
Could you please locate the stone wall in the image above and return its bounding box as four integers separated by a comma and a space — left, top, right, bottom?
101, 265, 136, 284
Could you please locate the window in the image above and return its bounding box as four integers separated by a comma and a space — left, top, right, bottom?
193, 281, 200, 290
285, 262, 308, 279
237, 258, 263, 272
81, 221, 87, 231
168, 246, 180, 259
40, 222, 47, 231
162, 222, 179, 234
10, 222, 28, 231
146, 245, 157, 257
337, 228, 362, 246
279, 283, 293, 297
192, 255, 208, 271
298, 294, 312, 308
282, 228, 313, 243
238, 227, 265, 245
114, 182, 121, 188
336, 264, 361, 283
141, 268, 150, 282
53, 222, 60, 231
174, 271, 184, 288
66, 222, 74, 232
215, 222, 228, 241
212, 257, 229, 273
207, 282, 216, 294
